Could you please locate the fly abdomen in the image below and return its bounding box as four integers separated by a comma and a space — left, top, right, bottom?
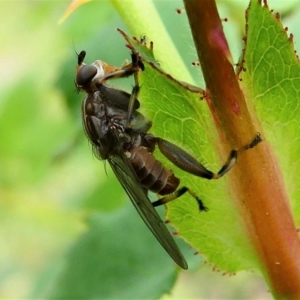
129, 146, 180, 195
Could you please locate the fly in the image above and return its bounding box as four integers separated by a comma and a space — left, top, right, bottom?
75, 49, 262, 269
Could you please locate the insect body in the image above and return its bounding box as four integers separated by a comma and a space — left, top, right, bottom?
75, 50, 262, 269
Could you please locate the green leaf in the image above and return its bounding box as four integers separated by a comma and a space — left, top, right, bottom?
117, 0, 300, 276
138, 53, 260, 273
241, 0, 300, 217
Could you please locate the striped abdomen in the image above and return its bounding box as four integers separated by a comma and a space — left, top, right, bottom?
128, 146, 180, 195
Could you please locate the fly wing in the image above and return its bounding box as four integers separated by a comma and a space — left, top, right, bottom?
108, 134, 188, 269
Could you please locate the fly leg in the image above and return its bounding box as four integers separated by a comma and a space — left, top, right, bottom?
98, 52, 144, 82
77, 50, 144, 82
125, 51, 143, 129
146, 132, 262, 180
152, 187, 208, 211
95, 50, 143, 129
216, 132, 262, 178
147, 133, 262, 212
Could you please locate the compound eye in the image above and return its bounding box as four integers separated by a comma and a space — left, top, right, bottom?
76, 64, 97, 86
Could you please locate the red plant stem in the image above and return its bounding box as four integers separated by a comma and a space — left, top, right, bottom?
184, 0, 300, 298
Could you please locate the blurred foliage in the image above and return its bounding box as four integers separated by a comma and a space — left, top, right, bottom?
1, 0, 300, 299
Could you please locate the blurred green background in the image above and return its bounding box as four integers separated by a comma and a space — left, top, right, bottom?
1, 0, 300, 299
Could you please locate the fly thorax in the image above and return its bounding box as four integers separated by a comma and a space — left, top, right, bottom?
91, 60, 105, 81
118, 132, 132, 144
130, 111, 152, 134
106, 106, 127, 128
85, 92, 105, 117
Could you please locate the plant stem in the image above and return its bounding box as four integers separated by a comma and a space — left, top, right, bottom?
184, 0, 300, 298
110, 0, 193, 83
